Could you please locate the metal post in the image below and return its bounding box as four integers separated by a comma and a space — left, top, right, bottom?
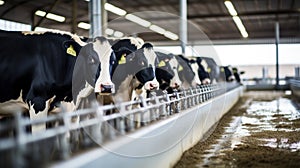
275, 22, 280, 89
89, 0, 102, 38
180, 0, 187, 55
101, 0, 107, 36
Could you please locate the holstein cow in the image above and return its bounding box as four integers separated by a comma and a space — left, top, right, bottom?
0, 30, 116, 132
155, 51, 182, 94
177, 55, 210, 86
201, 57, 220, 84
219, 66, 235, 82
109, 38, 159, 104
176, 55, 202, 89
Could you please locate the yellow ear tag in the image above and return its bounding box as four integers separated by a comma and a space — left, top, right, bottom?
207, 67, 211, 73
178, 65, 183, 72
158, 60, 166, 67
221, 67, 224, 72
67, 45, 76, 57
118, 53, 126, 64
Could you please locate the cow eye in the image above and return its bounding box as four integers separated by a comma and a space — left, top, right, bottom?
139, 60, 145, 66
89, 57, 95, 64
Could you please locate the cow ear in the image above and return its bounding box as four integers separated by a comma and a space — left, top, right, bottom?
63, 40, 81, 57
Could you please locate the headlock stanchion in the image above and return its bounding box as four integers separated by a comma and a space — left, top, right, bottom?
0, 82, 242, 167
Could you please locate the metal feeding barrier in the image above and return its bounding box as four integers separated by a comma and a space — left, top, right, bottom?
290, 79, 300, 98
0, 82, 240, 167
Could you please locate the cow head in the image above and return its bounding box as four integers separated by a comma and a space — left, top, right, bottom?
111, 39, 159, 95
156, 52, 182, 91
71, 37, 116, 99
176, 55, 196, 89
196, 57, 211, 85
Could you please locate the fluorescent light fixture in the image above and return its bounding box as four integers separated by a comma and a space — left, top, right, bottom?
232, 16, 248, 38
224, 1, 237, 16
104, 3, 127, 16
78, 22, 90, 30
149, 25, 166, 34
114, 31, 124, 38
35, 10, 65, 22
164, 31, 179, 40
0, 0, 4, 5
125, 14, 151, 27
105, 28, 114, 36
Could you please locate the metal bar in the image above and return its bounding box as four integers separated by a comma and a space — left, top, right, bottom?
275, 22, 280, 89
89, 0, 102, 38
180, 0, 187, 54
32, 0, 60, 30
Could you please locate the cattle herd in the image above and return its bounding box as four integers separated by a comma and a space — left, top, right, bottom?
0, 29, 243, 132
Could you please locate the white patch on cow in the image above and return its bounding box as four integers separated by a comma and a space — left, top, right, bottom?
0, 90, 28, 116
75, 81, 94, 110
93, 38, 114, 93
201, 59, 209, 72
29, 96, 55, 133
190, 62, 202, 86
113, 75, 135, 102
143, 47, 159, 90
168, 57, 182, 88
0, 91, 25, 114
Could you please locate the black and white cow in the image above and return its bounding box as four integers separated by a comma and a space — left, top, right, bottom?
155, 51, 182, 93
219, 66, 235, 82
0, 30, 116, 131
109, 38, 159, 103
201, 57, 220, 83
176, 55, 201, 89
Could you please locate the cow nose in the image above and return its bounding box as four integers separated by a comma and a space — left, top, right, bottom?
100, 83, 115, 94
171, 82, 180, 89
144, 81, 159, 91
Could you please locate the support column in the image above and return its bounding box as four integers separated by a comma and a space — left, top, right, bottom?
180, 0, 187, 55
275, 22, 280, 89
89, 0, 102, 37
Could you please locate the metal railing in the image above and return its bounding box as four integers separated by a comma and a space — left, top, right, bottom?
0, 82, 240, 167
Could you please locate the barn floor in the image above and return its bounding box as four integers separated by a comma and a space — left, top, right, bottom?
174, 91, 300, 168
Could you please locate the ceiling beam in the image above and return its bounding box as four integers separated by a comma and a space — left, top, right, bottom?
188, 10, 300, 19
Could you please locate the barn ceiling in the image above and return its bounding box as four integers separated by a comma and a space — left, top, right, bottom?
0, 0, 299, 45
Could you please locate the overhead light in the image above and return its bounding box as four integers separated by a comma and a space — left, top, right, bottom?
104, 3, 127, 16
125, 14, 151, 27
224, 1, 237, 16
0, 0, 4, 5
78, 22, 90, 30
114, 31, 124, 38
149, 25, 166, 34
232, 16, 248, 38
164, 31, 179, 40
105, 28, 114, 36
35, 10, 65, 22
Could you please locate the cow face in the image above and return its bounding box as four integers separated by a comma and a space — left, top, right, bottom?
156, 52, 182, 90
92, 37, 116, 94
126, 43, 159, 91
72, 37, 116, 99
196, 57, 211, 85
176, 55, 196, 88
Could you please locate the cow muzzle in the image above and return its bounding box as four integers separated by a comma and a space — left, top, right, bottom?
144, 81, 159, 91
99, 84, 115, 95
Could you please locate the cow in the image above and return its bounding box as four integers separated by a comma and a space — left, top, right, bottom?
108, 37, 159, 104
177, 55, 210, 87
0, 30, 116, 132
232, 67, 244, 83
176, 55, 201, 89
201, 57, 220, 84
155, 51, 182, 93
219, 66, 235, 82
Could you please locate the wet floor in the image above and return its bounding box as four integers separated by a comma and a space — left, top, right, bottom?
175, 91, 300, 168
